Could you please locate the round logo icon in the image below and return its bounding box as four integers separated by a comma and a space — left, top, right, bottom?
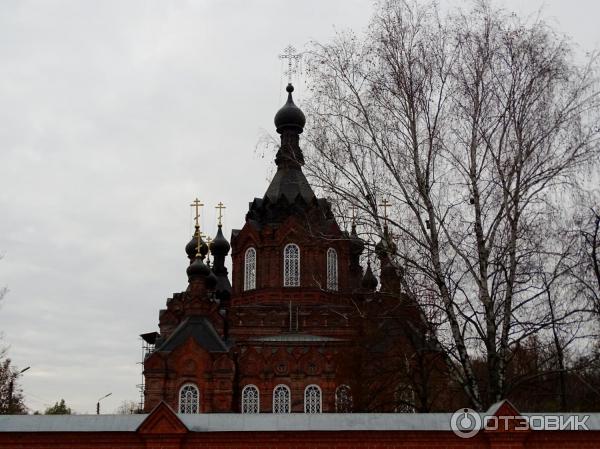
450, 408, 481, 439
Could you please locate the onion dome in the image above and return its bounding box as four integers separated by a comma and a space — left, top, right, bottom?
361, 261, 378, 291
349, 223, 365, 257
375, 225, 397, 258
274, 84, 306, 134
205, 269, 218, 289
186, 255, 210, 280
185, 227, 209, 261
209, 225, 230, 256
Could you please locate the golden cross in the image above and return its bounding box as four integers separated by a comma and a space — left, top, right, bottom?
381, 198, 392, 221
195, 232, 202, 257
205, 236, 212, 257
215, 202, 226, 226
190, 198, 204, 228
196, 232, 208, 258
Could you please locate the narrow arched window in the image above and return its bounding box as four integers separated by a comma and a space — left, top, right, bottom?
283, 244, 300, 287
272, 384, 291, 413
179, 384, 199, 414
304, 384, 322, 413
326, 248, 338, 291
335, 385, 352, 412
244, 247, 256, 291
241, 385, 260, 413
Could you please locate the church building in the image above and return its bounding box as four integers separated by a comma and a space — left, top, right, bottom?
140, 83, 420, 414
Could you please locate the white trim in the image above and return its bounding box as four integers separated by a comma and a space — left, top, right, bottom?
272, 384, 291, 413
178, 383, 200, 414
244, 247, 257, 291
283, 243, 300, 287
241, 384, 260, 414
304, 384, 322, 413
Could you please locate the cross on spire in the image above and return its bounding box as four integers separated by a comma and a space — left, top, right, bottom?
190, 198, 204, 229
215, 202, 226, 226
279, 45, 302, 84
381, 198, 392, 222
350, 204, 358, 226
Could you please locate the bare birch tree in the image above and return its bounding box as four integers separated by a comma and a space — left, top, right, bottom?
303, 0, 600, 410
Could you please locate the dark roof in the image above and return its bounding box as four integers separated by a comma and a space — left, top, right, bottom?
264, 167, 316, 205
156, 316, 229, 353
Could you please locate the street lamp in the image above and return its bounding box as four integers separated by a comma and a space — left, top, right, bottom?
8, 366, 30, 414
96, 393, 112, 415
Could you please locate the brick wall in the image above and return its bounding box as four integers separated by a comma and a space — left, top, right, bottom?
1, 429, 599, 449
0, 401, 598, 449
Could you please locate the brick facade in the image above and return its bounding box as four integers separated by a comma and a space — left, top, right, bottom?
140, 84, 425, 415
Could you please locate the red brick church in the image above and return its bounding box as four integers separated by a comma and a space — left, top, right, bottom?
1, 83, 598, 449
140, 83, 424, 414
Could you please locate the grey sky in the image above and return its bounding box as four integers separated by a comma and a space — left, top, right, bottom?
0, 0, 598, 414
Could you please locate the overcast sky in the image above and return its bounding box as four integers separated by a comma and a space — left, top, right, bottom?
1, 0, 598, 414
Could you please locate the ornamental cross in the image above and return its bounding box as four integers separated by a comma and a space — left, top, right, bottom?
279, 45, 302, 84
215, 202, 226, 226
190, 198, 204, 228
205, 236, 212, 258
381, 198, 392, 221
350, 204, 358, 225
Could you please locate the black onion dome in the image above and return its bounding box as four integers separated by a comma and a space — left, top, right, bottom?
274, 84, 306, 134
185, 230, 199, 259
205, 269, 218, 289
375, 225, 397, 258
187, 256, 210, 279
209, 225, 230, 256
361, 261, 378, 291
350, 224, 365, 256
185, 227, 208, 260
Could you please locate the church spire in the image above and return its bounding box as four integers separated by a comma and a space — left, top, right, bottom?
186, 198, 208, 262
273, 83, 306, 168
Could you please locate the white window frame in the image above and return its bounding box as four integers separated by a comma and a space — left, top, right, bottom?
326, 248, 338, 291
283, 243, 300, 287
335, 384, 352, 412
304, 384, 322, 413
241, 384, 260, 413
244, 247, 257, 291
178, 383, 199, 414
272, 384, 291, 413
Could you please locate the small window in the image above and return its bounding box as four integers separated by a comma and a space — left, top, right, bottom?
272, 384, 291, 413
304, 384, 322, 413
179, 384, 199, 414
244, 247, 256, 291
394, 385, 416, 413
326, 248, 338, 291
283, 244, 300, 287
241, 385, 260, 413
335, 385, 352, 412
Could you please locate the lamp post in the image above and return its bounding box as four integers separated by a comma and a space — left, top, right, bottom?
96, 393, 112, 415
8, 366, 30, 414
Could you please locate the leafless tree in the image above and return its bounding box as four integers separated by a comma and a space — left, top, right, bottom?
303, 0, 600, 410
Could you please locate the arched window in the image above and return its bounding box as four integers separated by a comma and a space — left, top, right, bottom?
244, 247, 256, 291
241, 385, 260, 413
272, 384, 291, 413
283, 243, 300, 287
394, 385, 416, 413
335, 385, 352, 412
326, 248, 338, 291
304, 384, 322, 413
179, 384, 199, 414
